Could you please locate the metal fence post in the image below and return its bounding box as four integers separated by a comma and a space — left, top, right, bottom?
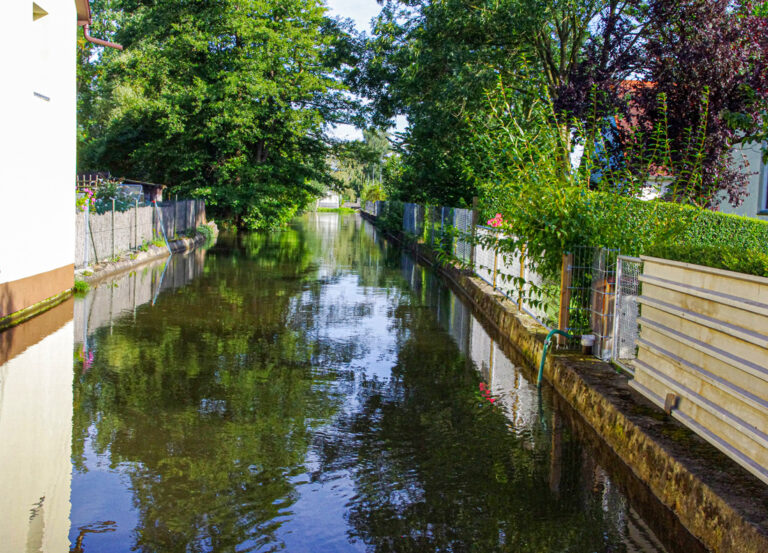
558, 252, 574, 346
470, 197, 478, 270
492, 250, 498, 289
611, 256, 624, 362
518, 243, 526, 310
111, 198, 116, 260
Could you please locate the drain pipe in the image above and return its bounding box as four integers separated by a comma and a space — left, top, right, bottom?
537, 329, 575, 387
78, 21, 123, 50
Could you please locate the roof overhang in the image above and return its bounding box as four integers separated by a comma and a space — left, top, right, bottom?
75, 0, 91, 24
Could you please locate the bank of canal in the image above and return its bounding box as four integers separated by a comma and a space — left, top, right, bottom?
0, 213, 706, 552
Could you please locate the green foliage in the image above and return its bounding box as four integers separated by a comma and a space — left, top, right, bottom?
361, 181, 387, 204
376, 200, 404, 233
329, 129, 391, 201
316, 207, 356, 213
646, 243, 768, 278
92, 179, 136, 214
79, 0, 359, 230
73, 279, 90, 295
196, 224, 216, 243
470, 87, 768, 282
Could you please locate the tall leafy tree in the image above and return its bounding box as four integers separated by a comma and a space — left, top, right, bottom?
625, 0, 768, 206
355, 0, 643, 203
79, 0, 359, 228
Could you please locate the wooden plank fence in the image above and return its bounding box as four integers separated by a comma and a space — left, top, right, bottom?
630, 256, 768, 484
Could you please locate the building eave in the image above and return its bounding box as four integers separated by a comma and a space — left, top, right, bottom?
75, 0, 91, 24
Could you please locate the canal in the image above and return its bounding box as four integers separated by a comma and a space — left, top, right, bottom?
0, 213, 704, 552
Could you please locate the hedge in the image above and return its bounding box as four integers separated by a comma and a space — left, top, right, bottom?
646, 242, 768, 278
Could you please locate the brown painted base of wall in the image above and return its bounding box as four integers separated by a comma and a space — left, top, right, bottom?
361, 211, 768, 553
0, 296, 73, 366
0, 264, 74, 321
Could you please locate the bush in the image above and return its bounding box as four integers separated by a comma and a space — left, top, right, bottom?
73, 279, 90, 295
646, 242, 768, 278
196, 224, 215, 243
93, 179, 138, 214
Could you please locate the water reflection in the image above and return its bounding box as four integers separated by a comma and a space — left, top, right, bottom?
0, 214, 697, 552
0, 301, 74, 553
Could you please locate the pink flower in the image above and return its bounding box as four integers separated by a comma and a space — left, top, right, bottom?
487, 213, 504, 228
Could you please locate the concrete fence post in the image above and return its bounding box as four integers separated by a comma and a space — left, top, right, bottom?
111, 198, 116, 260
134, 199, 139, 250
84, 202, 90, 268
174, 195, 178, 238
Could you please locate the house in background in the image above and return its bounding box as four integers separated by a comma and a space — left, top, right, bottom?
715, 142, 768, 220
0, 0, 120, 324
316, 192, 341, 209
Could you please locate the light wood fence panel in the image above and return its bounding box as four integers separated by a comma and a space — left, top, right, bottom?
630, 256, 768, 484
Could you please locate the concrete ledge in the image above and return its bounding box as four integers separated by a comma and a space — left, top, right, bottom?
361, 211, 768, 553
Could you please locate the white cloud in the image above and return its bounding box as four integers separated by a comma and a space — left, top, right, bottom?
324, 0, 381, 33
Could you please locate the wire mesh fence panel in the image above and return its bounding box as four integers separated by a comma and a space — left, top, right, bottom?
474, 227, 498, 286
158, 200, 205, 238
590, 248, 619, 361
564, 246, 596, 349
521, 252, 558, 329
612, 256, 642, 374
403, 203, 424, 236
452, 207, 473, 263
494, 242, 523, 303
565, 246, 620, 356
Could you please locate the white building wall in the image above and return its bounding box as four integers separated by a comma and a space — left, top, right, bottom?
716, 141, 768, 220
0, 0, 77, 285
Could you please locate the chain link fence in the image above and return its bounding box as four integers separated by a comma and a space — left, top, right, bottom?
453, 208, 474, 263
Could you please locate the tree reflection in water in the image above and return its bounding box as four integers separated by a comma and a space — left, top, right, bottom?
70, 214, 673, 553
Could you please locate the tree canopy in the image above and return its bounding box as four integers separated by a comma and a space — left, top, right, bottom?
79, 0, 360, 228
355, 0, 767, 207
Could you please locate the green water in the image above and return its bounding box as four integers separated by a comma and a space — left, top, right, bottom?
60, 213, 701, 552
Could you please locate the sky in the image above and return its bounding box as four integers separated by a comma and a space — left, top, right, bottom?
323, 0, 407, 141
325, 0, 382, 32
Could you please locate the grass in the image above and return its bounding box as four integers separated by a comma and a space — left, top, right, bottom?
73, 279, 90, 295
316, 207, 356, 213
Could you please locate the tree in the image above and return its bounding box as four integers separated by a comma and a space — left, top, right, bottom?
79, 0, 359, 229
328, 128, 390, 201
625, 0, 768, 206
354, 0, 644, 202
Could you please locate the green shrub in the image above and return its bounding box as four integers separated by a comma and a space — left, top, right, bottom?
196, 224, 215, 242
73, 279, 90, 295
646, 243, 768, 278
